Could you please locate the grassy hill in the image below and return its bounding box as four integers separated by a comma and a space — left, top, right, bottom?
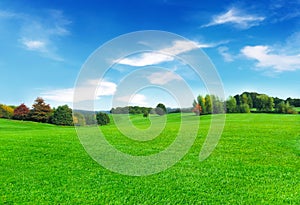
0, 114, 299, 204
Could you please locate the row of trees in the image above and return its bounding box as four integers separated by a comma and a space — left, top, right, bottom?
193, 94, 225, 115
111, 103, 167, 116
193, 92, 299, 115
0, 97, 110, 126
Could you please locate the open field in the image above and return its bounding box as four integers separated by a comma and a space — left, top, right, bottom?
1, 114, 300, 204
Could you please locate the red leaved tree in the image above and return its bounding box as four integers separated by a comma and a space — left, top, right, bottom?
193, 103, 202, 116
13, 103, 30, 120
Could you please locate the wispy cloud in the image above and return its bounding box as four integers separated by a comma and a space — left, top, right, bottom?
203, 7, 265, 29
116, 94, 148, 106
116, 40, 213, 67
118, 53, 173, 67
241, 45, 300, 72
0, 10, 19, 18
147, 71, 182, 85
0, 9, 71, 61
218, 46, 234, 62
20, 39, 46, 51
41, 80, 117, 103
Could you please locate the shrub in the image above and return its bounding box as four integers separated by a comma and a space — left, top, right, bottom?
239, 103, 250, 113
143, 111, 149, 118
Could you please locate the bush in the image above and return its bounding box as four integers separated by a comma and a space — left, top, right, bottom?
239, 103, 250, 113
143, 111, 149, 118
96, 112, 110, 126
276, 102, 297, 114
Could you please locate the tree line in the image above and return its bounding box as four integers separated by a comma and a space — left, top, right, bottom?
0, 92, 299, 126
0, 97, 110, 126
193, 92, 299, 115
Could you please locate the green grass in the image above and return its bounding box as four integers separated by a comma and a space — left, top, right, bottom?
1, 114, 300, 204
295, 107, 300, 112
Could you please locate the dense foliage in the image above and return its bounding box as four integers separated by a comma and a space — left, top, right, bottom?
0, 92, 299, 125
96, 112, 110, 125
13, 103, 30, 120
193, 94, 225, 115
111, 106, 152, 114
29, 98, 52, 123
0, 104, 14, 119
155, 103, 167, 116
51, 105, 73, 126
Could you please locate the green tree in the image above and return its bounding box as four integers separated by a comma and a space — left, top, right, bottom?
143, 111, 149, 118
196, 95, 206, 114
204, 95, 212, 114
275, 102, 297, 114
256, 94, 274, 112
155, 103, 167, 116
51, 105, 73, 126
96, 112, 110, 126
29, 97, 52, 123
211, 95, 225, 114
239, 103, 250, 113
226, 96, 237, 113
13, 103, 30, 120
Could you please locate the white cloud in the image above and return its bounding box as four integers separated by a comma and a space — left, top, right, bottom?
118, 53, 173, 67
241, 45, 300, 72
21, 39, 46, 51
0, 9, 70, 61
116, 94, 147, 106
41, 80, 117, 103
96, 81, 117, 97
147, 71, 182, 85
218, 46, 234, 62
116, 40, 211, 67
42, 88, 74, 103
203, 8, 265, 29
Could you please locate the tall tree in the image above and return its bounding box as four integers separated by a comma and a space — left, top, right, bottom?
13, 103, 30, 120
204, 95, 212, 114
226, 96, 237, 113
211, 95, 225, 114
29, 97, 52, 123
256, 94, 274, 112
51, 105, 73, 126
196, 95, 206, 114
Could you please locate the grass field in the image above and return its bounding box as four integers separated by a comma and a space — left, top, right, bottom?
1, 114, 299, 204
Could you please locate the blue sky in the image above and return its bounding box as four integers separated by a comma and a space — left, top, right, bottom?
1, 0, 300, 110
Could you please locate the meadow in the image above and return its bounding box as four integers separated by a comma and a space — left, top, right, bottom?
0, 113, 299, 204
